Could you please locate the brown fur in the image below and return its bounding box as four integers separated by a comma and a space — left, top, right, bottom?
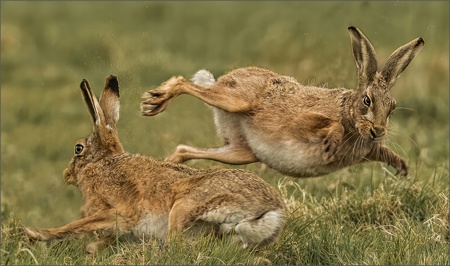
24, 75, 286, 254
141, 26, 423, 178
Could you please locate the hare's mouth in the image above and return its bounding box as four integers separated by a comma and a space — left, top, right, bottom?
368, 128, 385, 142
369, 128, 377, 140
357, 126, 384, 143
369, 132, 381, 142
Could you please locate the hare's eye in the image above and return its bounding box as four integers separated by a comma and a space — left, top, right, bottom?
363, 96, 371, 107
74, 144, 84, 155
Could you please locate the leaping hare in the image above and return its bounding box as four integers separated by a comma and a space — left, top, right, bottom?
24, 75, 286, 254
141, 26, 424, 178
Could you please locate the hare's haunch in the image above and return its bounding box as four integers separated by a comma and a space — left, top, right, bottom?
141, 26, 424, 178
24, 76, 286, 254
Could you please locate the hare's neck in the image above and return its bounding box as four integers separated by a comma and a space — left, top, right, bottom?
339, 90, 358, 134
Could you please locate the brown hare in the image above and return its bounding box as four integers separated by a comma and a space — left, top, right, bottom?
141, 26, 424, 178
24, 75, 286, 254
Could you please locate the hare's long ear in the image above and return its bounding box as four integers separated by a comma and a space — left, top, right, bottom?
99, 75, 120, 130
348, 26, 378, 89
381, 37, 424, 90
80, 78, 124, 153
80, 79, 105, 129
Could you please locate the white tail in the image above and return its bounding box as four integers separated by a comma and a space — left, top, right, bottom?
234, 209, 285, 248
191, 69, 216, 88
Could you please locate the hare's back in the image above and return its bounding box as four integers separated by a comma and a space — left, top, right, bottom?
176, 169, 284, 211
215, 67, 279, 95
262, 79, 344, 111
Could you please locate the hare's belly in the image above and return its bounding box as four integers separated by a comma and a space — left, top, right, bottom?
132, 213, 168, 240
245, 135, 331, 177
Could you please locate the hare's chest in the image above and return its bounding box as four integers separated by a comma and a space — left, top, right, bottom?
132, 213, 168, 240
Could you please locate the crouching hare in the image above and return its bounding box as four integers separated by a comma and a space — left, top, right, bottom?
141, 26, 424, 178
24, 75, 286, 254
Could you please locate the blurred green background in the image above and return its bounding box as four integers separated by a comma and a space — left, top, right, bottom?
1, 1, 448, 229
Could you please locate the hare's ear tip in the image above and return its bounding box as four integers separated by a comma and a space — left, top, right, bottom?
417, 37, 425, 46
106, 75, 119, 90
106, 74, 118, 83
347, 26, 361, 37
107, 74, 118, 81
347, 26, 360, 33
80, 79, 89, 88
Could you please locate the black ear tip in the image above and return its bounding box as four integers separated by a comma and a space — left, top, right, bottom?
80, 79, 89, 89
106, 75, 119, 90
106, 75, 118, 83
417, 37, 425, 46
347, 26, 361, 37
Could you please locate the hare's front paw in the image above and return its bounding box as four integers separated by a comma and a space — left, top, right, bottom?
394, 158, 409, 177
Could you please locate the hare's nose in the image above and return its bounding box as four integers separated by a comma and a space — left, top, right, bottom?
370, 127, 386, 140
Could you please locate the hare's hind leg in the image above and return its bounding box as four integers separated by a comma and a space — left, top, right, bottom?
169, 199, 285, 248
166, 144, 258, 164
141, 76, 253, 116
168, 198, 228, 240
167, 199, 202, 239
166, 107, 258, 164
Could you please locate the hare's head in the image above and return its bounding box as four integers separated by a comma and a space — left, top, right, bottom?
347, 26, 424, 142
64, 75, 125, 185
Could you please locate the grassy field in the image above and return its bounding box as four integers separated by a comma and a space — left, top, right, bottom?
1, 1, 448, 265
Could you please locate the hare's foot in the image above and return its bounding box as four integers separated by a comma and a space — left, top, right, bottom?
86, 236, 115, 254
23, 227, 56, 241
140, 99, 169, 116
141, 76, 185, 116
166, 144, 190, 163
166, 144, 258, 165
393, 158, 409, 177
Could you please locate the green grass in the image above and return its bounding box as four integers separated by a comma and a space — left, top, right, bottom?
1, 1, 448, 265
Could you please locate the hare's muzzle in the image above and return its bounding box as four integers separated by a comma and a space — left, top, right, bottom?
369, 126, 386, 141
63, 164, 76, 185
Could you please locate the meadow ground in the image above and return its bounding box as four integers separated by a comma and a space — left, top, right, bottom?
1, 1, 449, 265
